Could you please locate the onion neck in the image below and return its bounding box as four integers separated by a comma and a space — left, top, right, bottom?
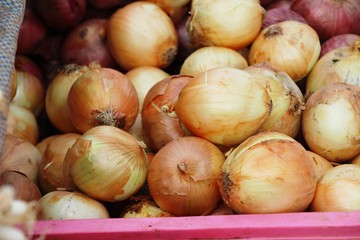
177, 162, 188, 174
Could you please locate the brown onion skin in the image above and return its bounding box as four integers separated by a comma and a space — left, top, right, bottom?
142, 75, 193, 152
291, 0, 360, 41
320, 34, 360, 57
61, 19, 116, 68
262, 8, 307, 29
0, 170, 42, 202
35, 0, 87, 32
16, 8, 47, 55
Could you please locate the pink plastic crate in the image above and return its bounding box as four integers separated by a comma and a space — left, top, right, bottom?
32, 211, 360, 240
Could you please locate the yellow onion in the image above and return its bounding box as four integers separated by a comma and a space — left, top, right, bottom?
107, 1, 178, 70
207, 201, 235, 216
67, 63, 139, 134
305, 38, 360, 99
245, 62, 305, 138
12, 70, 45, 117
0, 135, 42, 184
121, 198, 173, 218
352, 154, 360, 165
310, 164, 360, 212
35, 135, 60, 157
65, 125, 148, 202
187, 0, 265, 50
144, 0, 190, 24
6, 102, 39, 145
180, 46, 249, 76
148, 136, 225, 216
46, 64, 88, 133
302, 82, 360, 162
175, 67, 272, 146
142, 75, 193, 151
218, 131, 317, 214
37, 190, 109, 220
249, 20, 321, 81
38, 133, 81, 194
306, 150, 333, 182
10, 68, 18, 101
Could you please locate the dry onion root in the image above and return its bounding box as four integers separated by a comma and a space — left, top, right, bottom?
302, 82, 360, 163
218, 132, 317, 214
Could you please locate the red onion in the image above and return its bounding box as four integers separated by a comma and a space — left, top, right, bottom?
61, 19, 116, 68
88, 0, 131, 9
16, 8, 47, 55
266, 0, 294, 10
33, 35, 64, 62
35, 0, 87, 32
14, 55, 43, 82
262, 8, 307, 29
176, 17, 196, 62
291, 0, 360, 41
260, 0, 275, 7
320, 34, 360, 57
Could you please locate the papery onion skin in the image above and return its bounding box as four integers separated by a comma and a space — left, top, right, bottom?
46, 64, 88, 133
249, 20, 321, 82
302, 83, 360, 162
266, 0, 294, 10
0, 170, 42, 202
107, 1, 178, 71
142, 75, 193, 151
6, 103, 39, 145
175, 67, 272, 146
180, 46, 249, 76
37, 190, 109, 220
148, 136, 225, 216
0, 135, 42, 184
306, 150, 333, 182
261, 8, 307, 29
310, 164, 360, 212
121, 198, 173, 218
35, 135, 60, 157
66, 126, 149, 202
245, 62, 304, 138
218, 132, 316, 214
187, 0, 265, 50
38, 133, 81, 194
320, 34, 359, 57
67, 64, 139, 133
61, 19, 116, 68
291, 0, 360, 41
14, 55, 43, 83
305, 39, 360, 98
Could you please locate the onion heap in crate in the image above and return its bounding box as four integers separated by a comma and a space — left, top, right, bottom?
1, 1, 360, 230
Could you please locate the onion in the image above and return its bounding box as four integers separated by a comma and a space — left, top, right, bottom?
107, 1, 178, 70
0, 226, 27, 240
125, 66, 169, 147
144, 0, 191, 24
12, 70, 45, 117
249, 20, 321, 82
142, 75, 193, 151
310, 164, 360, 212
35, 0, 87, 32
14, 55, 43, 83
0, 135, 42, 184
33, 35, 64, 64
302, 83, 360, 163
180, 46, 248, 76
187, 0, 265, 50
260, 0, 275, 7
175, 67, 272, 146
148, 136, 225, 216
67, 63, 139, 133
65, 125, 149, 202
121, 198, 173, 218
61, 19, 116, 68
320, 34, 359, 57
266, 0, 294, 10
244, 62, 305, 138
46, 64, 88, 133
38, 133, 81, 194
261, 8, 307, 29
291, 0, 360, 41
207, 202, 235, 216
0, 170, 41, 202
6, 103, 39, 145
37, 190, 109, 220
218, 131, 317, 214
10, 69, 18, 101
35, 135, 60, 156
352, 154, 360, 165
176, 17, 196, 62
305, 38, 360, 98
306, 150, 333, 182
88, 0, 131, 9
16, 8, 47, 55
